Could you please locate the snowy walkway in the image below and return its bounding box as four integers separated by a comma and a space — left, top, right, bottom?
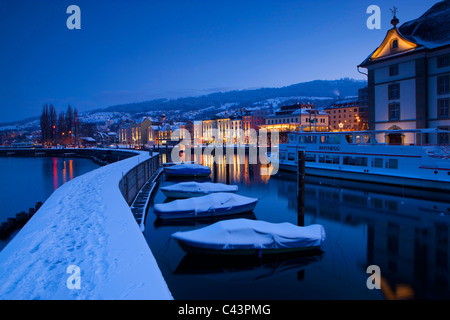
0, 152, 172, 300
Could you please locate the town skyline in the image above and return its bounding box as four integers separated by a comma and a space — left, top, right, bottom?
0, 0, 439, 123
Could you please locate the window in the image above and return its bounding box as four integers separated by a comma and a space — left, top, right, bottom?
437, 75, 449, 95
437, 55, 450, 68
305, 154, 316, 162
279, 152, 286, 161
389, 65, 399, 76
372, 158, 383, 168
386, 159, 399, 169
391, 39, 398, 49
319, 156, 338, 164
343, 156, 368, 167
288, 153, 295, 161
388, 83, 400, 100
389, 103, 400, 121
438, 98, 449, 118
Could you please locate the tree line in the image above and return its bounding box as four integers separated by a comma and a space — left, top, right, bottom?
39, 104, 97, 145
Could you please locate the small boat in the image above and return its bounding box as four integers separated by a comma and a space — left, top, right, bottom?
160, 182, 239, 199
171, 219, 326, 256
154, 193, 258, 220
164, 164, 211, 178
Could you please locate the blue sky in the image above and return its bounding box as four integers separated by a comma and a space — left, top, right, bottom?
0, 0, 441, 122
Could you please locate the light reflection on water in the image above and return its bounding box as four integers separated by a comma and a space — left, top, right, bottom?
0, 157, 100, 250
145, 153, 450, 300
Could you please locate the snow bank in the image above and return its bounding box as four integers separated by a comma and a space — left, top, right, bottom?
0, 151, 172, 300
172, 219, 326, 251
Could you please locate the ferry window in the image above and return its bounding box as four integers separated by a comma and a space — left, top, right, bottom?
299, 136, 305, 143
320, 136, 326, 143
320, 155, 339, 164
305, 154, 316, 162
279, 153, 286, 161
345, 135, 354, 143
372, 158, 383, 168
305, 136, 317, 143
363, 135, 371, 143
343, 156, 368, 167
386, 159, 399, 169
288, 153, 295, 161
289, 135, 294, 142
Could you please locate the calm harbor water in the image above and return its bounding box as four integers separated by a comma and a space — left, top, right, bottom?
0, 157, 100, 250
144, 154, 450, 300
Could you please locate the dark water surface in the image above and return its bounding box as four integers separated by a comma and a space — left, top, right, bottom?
0, 157, 100, 249
144, 154, 450, 300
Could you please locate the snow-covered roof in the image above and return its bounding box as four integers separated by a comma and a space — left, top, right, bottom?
360, 1, 450, 67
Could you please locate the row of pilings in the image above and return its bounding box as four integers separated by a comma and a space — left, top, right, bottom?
0, 201, 43, 240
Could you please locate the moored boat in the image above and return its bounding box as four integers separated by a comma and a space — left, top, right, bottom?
164, 163, 212, 178
160, 182, 239, 199
154, 193, 258, 220
171, 219, 326, 256
278, 129, 450, 190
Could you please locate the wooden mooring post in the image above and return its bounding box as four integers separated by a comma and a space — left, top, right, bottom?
297, 150, 305, 227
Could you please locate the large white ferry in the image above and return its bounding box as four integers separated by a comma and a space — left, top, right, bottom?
278, 129, 450, 191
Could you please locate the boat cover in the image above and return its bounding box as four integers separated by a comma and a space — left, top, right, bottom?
172, 219, 326, 250
161, 182, 238, 193
165, 164, 211, 175
154, 193, 257, 215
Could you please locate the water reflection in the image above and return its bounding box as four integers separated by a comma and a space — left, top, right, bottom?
146, 153, 450, 299
175, 253, 322, 282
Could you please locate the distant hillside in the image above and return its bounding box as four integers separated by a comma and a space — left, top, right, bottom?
102, 78, 367, 114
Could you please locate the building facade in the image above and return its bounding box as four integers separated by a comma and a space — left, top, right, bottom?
358, 3, 450, 144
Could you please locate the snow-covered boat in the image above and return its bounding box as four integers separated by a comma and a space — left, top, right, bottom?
171, 219, 326, 256
164, 163, 212, 178
160, 182, 239, 199
153, 193, 258, 220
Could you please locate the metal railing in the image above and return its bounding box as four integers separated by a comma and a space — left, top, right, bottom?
119, 154, 160, 205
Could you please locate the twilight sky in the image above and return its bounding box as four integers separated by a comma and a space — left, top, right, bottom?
0, 0, 440, 123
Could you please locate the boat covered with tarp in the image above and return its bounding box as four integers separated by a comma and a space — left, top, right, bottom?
160, 182, 238, 199
171, 219, 326, 256
154, 193, 258, 220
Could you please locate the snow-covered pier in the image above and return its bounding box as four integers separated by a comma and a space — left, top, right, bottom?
0, 151, 172, 300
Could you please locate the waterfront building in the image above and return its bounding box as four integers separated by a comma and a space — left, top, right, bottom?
118, 123, 133, 145
358, 87, 369, 130
242, 110, 270, 143
202, 119, 218, 144
324, 98, 363, 131
193, 121, 203, 145
358, 2, 450, 144
180, 121, 194, 144
261, 104, 329, 143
